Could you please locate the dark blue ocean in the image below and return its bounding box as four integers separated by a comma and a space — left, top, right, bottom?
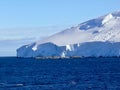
0, 57, 120, 90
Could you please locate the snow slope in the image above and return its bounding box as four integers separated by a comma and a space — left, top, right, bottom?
17, 11, 120, 57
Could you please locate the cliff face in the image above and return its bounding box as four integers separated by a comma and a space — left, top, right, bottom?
17, 42, 120, 58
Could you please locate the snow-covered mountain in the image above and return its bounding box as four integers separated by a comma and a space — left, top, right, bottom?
17, 11, 120, 57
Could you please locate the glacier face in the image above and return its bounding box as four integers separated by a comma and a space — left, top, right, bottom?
17, 42, 65, 57
17, 11, 120, 57
17, 42, 120, 57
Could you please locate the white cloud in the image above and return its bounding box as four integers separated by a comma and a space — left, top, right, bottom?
0, 26, 68, 40
0, 38, 35, 56
0, 25, 73, 56
0, 26, 71, 56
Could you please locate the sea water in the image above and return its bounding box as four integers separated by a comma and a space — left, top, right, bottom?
0, 57, 120, 90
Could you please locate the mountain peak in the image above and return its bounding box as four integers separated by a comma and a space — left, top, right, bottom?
102, 14, 113, 25
79, 10, 120, 30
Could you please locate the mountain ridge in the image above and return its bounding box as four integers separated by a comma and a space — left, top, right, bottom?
17, 10, 120, 57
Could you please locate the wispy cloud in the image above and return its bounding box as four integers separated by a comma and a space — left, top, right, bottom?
0, 25, 72, 56
0, 38, 36, 56
0, 24, 77, 56
0, 26, 71, 40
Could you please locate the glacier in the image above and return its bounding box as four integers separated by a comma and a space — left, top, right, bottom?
17, 10, 120, 57
17, 42, 120, 57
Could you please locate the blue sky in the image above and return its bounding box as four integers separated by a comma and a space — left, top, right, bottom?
0, 0, 120, 29
0, 0, 120, 56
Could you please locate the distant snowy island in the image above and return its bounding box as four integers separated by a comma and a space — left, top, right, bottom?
17, 10, 120, 58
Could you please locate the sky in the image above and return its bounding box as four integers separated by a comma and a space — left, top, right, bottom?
0, 0, 120, 56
